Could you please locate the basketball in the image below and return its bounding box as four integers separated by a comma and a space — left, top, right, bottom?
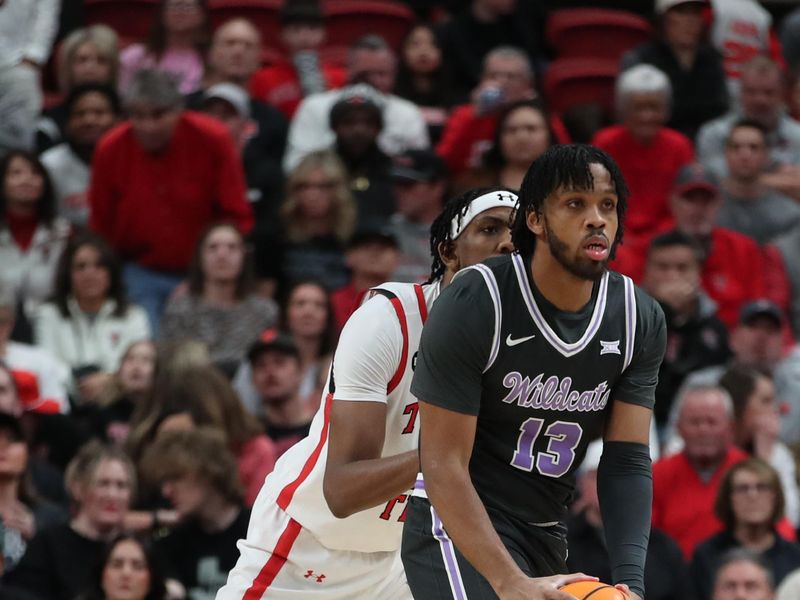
560, 581, 630, 599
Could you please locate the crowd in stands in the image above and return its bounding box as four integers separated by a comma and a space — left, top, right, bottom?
4, 0, 800, 598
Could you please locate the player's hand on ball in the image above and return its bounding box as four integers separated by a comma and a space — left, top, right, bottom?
495, 572, 598, 599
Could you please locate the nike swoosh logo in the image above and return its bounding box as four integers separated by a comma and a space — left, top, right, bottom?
506, 333, 536, 347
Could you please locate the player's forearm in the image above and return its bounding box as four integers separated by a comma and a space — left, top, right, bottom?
425, 461, 527, 596
323, 450, 419, 518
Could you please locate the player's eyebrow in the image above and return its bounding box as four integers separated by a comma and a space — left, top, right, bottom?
472, 215, 509, 228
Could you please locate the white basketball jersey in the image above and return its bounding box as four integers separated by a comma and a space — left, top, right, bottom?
252, 281, 438, 553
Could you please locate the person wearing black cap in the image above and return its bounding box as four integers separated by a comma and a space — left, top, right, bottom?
217, 186, 517, 599
248, 329, 315, 457
388, 149, 448, 284
330, 85, 396, 230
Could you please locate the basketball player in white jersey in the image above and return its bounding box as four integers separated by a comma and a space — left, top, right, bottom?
216, 187, 520, 599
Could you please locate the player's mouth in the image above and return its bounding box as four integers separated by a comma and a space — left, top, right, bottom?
582, 235, 609, 261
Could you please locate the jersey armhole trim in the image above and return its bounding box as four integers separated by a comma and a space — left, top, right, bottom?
622, 275, 638, 372
469, 264, 502, 373
370, 289, 410, 395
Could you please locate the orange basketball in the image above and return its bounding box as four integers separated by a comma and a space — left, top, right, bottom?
560, 581, 629, 599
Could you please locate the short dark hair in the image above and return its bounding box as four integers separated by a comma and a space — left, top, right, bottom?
727, 118, 769, 146
647, 229, 704, 264
715, 458, 784, 530
511, 144, 628, 257
427, 186, 517, 283
64, 82, 122, 119
51, 232, 129, 318
280, 0, 324, 26
0, 150, 57, 228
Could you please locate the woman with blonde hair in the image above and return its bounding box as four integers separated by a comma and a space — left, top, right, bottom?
38, 24, 121, 151
255, 150, 356, 292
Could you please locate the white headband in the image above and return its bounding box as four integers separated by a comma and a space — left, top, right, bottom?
451, 190, 519, 239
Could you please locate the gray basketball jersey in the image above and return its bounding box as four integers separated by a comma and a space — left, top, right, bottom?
411, 253, 666, 524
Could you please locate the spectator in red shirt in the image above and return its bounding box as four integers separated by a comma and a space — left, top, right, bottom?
249, 0, 346, 120
88, 69, 253, 332
652, 384, 747, 561
594, 64, 694, 259
435, 46, 537, 177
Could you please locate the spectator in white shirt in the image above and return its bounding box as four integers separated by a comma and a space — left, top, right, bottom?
33, 232, 150, 404
283, 34, 429, 172
0, 0, 60, 155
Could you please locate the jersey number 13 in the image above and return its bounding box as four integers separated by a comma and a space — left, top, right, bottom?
510, 418, 583, 478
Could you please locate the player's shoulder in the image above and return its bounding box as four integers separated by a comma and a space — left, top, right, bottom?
608, 270, 665, 328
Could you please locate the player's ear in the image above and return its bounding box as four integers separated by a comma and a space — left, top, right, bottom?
438, 240, 459, 272
526, 209, 544, 236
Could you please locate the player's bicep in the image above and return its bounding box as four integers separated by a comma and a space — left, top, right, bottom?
604, 400, 652, 445
327, 400, 389, 466
419, 401, 477, 472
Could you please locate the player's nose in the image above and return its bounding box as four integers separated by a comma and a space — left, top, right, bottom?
497, 231, 514, 254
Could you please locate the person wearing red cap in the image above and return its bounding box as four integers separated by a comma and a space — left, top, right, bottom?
217, 186, 518, 599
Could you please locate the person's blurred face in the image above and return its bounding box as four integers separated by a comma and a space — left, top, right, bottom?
740, 376, 777, 440
101, 539, 151, 600
294, 169, 337, 220
66, 91, 117, 148
731, 316, 783, 372
286, 284, 328, 339
450, 206, 515, 272
402, 26, 440, 76
0, 368, 19, 416
71, 42, 113, 86
3, 156, 44, 209
500, 106, 550, 167
201, 226, 245, 284
251, 351, 302, 404
730, 467, 777, 528
712, 560, 774, 600
79, 459, 132, 529
349, 48, 396, 94
128, 103, 181, 153
662, 2, 704, 49
162, 472, 209, 520
740, 70, 784, 128
162, 0, 204, 34
202, 99, 248, 147
622, 91, 668, 144
71, 244, 111, 304
345, 242, 400, 283
0, 428, 27, 478
394, 179, 443, 221
643, 244, 701, 303
477, 0, 517, 16
281, 22, 325, 54
334, 109, 381, 157
209, 21, 261, 81
671, 188, 722, 237
725, 126, 769, 181
482, 54, 532, 102
677, 390, 733, 465
118, 342, 156, 396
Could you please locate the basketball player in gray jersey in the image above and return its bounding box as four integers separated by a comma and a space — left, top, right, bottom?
402, 145, 667, 600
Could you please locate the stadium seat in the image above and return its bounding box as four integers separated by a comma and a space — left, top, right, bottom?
543, 58, 620, 116
546, 8, 652, 61
322, 0, 415, 51
84, 0, 160, 41
208, 0, 284, 57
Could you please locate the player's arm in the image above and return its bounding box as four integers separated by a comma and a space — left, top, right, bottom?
599, 292, 668, 600
323, 295, 419, 519
414, 273, 593, 600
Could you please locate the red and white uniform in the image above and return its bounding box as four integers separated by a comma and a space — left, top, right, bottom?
217, 281, 438, 600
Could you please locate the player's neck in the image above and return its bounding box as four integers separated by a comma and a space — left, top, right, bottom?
530, 250, 595, 312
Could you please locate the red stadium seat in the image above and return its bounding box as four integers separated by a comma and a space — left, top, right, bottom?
208, 0, 284, 57
546, 8, 652, 61
322, 0, 415, 51
84, 0, 159, 41
543, 58, 620, 116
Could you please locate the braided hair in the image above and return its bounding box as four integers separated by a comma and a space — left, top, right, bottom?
427, 186, 517, 283
511, 144, 629, 258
